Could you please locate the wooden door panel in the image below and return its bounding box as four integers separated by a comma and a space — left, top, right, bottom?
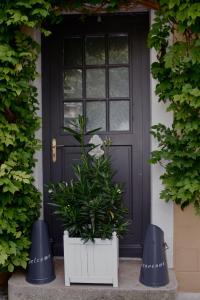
62, 148, 81, 181
111, 146, 133, 218
42, 14, 150, 257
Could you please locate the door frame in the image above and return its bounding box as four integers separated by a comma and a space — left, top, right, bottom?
42, 12, 151, 257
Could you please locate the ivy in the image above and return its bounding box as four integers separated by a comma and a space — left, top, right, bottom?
0, 0, 51, 272
0, 0, 199, 273
149, 1, 200, 213
0, 0, 144, 275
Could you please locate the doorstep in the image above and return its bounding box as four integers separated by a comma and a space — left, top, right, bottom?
0, 287, 7, 300
8, 259, 177, 300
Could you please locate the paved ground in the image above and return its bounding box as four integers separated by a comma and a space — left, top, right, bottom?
1, 287, 200, 299
2, 259, 200, 300
0, 287, 7, 300
8, 259, 177, 300
177, 293, 200, 300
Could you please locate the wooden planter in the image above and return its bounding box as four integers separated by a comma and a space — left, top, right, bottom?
63, 231, 118, 287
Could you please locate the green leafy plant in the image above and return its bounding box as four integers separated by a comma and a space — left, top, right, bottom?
0, 0, 150, 275
149, 0, 200, 213
1, 0, 199, 274
0, 0, 52, 273
48, 116, 128, 242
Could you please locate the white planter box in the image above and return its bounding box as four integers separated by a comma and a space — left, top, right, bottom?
63, 231, 119, 287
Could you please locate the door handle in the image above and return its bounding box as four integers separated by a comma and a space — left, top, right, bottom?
51, 138, 57, 163
51, 138, 64, 163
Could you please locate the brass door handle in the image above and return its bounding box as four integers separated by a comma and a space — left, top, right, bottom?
51, 138, 64, 163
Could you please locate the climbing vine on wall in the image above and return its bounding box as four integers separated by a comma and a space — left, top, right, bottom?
149, 1, 200, 213
0, 0, 53, 272
0, 0, 154, 274
0, 0, 199, 273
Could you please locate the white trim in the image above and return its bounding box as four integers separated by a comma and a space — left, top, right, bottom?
33, 11, 174, 265
32, 30, 44, 219
150, 10, 174, 268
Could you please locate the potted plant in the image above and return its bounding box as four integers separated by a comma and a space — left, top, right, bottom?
48, 116, 127, 287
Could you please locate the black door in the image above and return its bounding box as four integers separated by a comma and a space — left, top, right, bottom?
42, 14, 150, 257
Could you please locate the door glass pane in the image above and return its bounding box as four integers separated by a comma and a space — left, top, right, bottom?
64, 69, 82, 99
86, 36, 105, 65
64, 38, 82, 66
110, 101, 129, 131
64, 102, 82, 128
86, 101, 106, 131
109, 67, 129, 98
109, 35, 128, 64
86, 69, 105, 98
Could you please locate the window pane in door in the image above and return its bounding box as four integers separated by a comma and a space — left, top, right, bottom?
110, 101, 129, 131
86, 69, 105, 98
86, 36, 105, 65
109, 35, 128, 64
64, 102, 82, 128
109, 67, 129, 98
86, 101, 106, 131
64, 69, 82, 99
64, 38, 82, 66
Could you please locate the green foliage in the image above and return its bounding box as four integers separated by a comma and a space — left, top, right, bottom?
48, 117, 128, 242
50, 0, 130, 11
0, 0, 52, 272
1, 0, 198, 273
0, 0, 133, 275
149, 0, 200, 213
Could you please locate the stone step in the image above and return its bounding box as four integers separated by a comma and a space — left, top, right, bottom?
0, 287, 8, 300
8, 259, 177, 300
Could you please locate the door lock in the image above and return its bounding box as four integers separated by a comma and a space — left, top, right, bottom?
51, 138, 64, 163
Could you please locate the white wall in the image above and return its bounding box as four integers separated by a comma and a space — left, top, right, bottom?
32, 30, 44, 219
33, 11, 174, 265
150, 11, 174, 268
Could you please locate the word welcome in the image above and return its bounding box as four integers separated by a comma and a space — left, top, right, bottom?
142, 261, 165, 269
29, 254, 51, 264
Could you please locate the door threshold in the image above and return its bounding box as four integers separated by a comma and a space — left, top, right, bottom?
119, 257, 142, 261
